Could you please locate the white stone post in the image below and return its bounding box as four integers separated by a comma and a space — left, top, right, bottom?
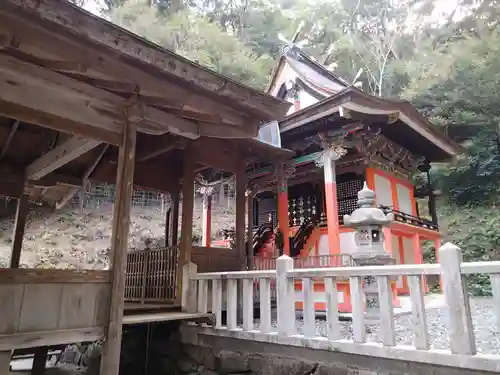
181, 262, 198, 313
438, 242, 476, 355
276, 255, 295, 335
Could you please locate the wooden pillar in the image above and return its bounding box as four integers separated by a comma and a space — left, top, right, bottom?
235, 164, 246, 270
179, 150, 195, 265
31, 347, 49, 375
165, 207, 171, 247
201, 192, 212, 247
246, 191, 254, 268
170, 189, 180, 247
322, 149, 342, 254
0, 351, 10, 375
9, 193, 29, 268
100, 119, 136, 375
276, 172, 290, 256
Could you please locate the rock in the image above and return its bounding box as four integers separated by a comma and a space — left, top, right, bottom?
217, 350, 249, 374
179, 357, 199, 373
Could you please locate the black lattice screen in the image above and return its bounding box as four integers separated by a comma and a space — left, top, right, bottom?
337, 178, 363, 216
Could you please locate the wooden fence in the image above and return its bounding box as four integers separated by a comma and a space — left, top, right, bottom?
186, 243, 500, 373
124, 246, 179, 303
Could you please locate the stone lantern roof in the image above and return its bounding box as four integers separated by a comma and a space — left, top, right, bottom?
343, 183, 394, 227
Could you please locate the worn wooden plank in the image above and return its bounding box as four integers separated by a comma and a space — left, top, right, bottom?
58, 283, 98, 329
259, 278, 271, 334
212, 279, 222, 329
18, 284, 63, 332
407, 275, 429, 350
439, 243, 476, 355
0, 284, 23, 334
349, 276, 365, 344
242, 279, 254, 331
9, 193, 29, 268
324, 277, 340, 341
94, 284, 111, 327
0, 269, 110, 284
377, 276, 395, 347
0, 327, 105, 351
26, 135, 101, 180
99, 118, 136, 375
302, 278, 316, 338
227, 279, 238, 330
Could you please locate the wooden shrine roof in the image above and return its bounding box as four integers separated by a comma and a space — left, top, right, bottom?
0, 0, 293, 206
279, 87, 461, 162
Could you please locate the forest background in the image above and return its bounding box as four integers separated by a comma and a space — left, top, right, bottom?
74, 0, 499, 294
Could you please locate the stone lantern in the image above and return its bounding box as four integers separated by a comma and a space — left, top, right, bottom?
343, 182, 395, 315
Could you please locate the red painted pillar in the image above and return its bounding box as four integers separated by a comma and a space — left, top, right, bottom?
277, 175, 290, 256
322, 151, 340, 254
202, 193, 212, 247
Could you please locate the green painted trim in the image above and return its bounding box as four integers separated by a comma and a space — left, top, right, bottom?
247, 151, 322, 179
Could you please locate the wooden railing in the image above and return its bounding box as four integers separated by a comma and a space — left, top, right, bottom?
185, 243, 500, 373
250, 254, 354, 271
125, 246, 179, 303
379, 205, 438, 230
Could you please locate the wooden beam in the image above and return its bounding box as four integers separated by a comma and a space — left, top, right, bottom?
9, 193, 29, 268
235, 161, 246, 270
26, 135, 101, 180
170, 189, 180, 247
92, 160, 179, 193
31, 347, 49, 375
0, 53, 203, 142
179, 147, 195, 265
55, 144, 109, 210
100, 118, 136, 375
191, 138, 239, 172
0, 53, 123, 145
0, 119, 19, 160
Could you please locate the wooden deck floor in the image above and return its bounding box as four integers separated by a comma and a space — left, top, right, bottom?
123, 302, 213, 325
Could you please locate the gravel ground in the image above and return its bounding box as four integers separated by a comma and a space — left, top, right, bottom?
253, 297, 500, 355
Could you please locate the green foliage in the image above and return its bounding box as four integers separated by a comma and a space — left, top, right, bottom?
110, 1, 273, 89
404, 33, 500, 206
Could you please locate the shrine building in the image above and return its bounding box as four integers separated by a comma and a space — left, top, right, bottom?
239, 43, 461, 313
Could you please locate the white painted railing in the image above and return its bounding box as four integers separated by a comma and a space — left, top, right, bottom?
184, 243, 500, 373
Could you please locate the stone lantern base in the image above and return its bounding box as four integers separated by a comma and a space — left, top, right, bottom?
352, 252, 396, 318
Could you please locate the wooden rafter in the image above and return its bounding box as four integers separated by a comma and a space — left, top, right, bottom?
55, 144, 110, 210
26, 135, 101, 180
0, 119, 19, 160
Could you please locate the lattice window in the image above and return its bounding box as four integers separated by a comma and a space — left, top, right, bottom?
288, 195, 317, 227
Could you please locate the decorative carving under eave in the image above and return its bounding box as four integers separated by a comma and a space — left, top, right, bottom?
274, 162, 296, 192
359, 130, 425, 174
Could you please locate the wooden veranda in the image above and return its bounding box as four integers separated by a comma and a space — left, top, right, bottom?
0, 1, 291, 375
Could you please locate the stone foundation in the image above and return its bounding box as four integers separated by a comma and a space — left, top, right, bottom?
59, 321, 497, 375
